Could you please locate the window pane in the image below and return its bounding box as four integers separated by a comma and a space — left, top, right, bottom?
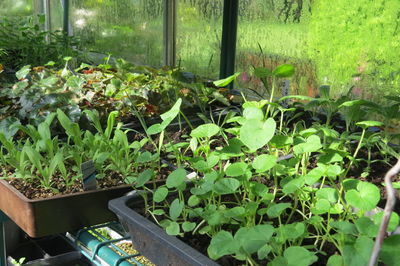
50, 0, 63, 31
177, 0, 223, 78
236, 0, 313, 98
0, 0, 33, 17
70, 0, 164, 66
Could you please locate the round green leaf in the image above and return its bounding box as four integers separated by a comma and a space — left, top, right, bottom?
380, 235, 400, 266
166, 168, 187, 188
293, 135, 322, 155
311, 199, 331, 214
234, 224, 274, 254
152, 209, 165, 216
345, 181, 380, 211
355, 217, 378, 237
135, 169, 154, 187
190, 123, 220, 138
252, 154, 277, 173
327, 254, 344, 266
169, 198, 184, 221
153, 187, 169, 203
182, 221, 196, 232
316, 188, 339, 203
226, 162, 248, 177
373, 211, 400, 232
277, 223, 306, 242
207, 231, 240, 260
355, 120, 383, 129
283, 246, 317, 266
213, 178, 240, 195
243, 107, 264, 120
254, 67, 272, 78
330, 221, 357, 235
267, 203, 291, 218
166, 221, 180, 235
188, 195, 200, 207
272, 64, 295, 78
240, 118, 276, 151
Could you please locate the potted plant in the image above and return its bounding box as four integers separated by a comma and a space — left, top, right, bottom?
0, 108, 164, 237
0, 59, 233, 139
110, 83, 400, 265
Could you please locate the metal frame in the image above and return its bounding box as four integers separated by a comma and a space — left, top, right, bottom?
0, 211, 8, 266
219, 0, 239, 79
43, 0, 240, 78
163, 0, 177, 67
62, 0, 69, 35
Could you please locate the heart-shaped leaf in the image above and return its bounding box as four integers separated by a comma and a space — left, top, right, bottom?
345, 181, 380, 211
283, 246, 317, 266
240, 118, 276, 151
182, 221, 196, 232
213, 72, 241, 87
213, 178, 240, 195
135, 169, 154, 187
293, 135, 322, 155
254, 67, 272, 78
243, 107, 264, 120
226, 162, 248, 177
191, 123, 220, 139
153, 187, 169, 203
267, 203, 291, 218
343, 236, 373, 266
355, 120, 383, 129
166, 168, 187, 188
234, 224, 274, 254
207, 231, 240, 260
252, 154, 277, 173
373, 211, 399, 232
169, 198, 184, 221
272, 64, 295, 78
166, 221, 180, 235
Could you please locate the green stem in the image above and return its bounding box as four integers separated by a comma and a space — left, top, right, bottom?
266, 78, 276, 117
344, 129, 366, 178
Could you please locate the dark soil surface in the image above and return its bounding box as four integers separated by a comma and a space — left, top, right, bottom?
5, 166, 171, 200
6, 171, 127, 199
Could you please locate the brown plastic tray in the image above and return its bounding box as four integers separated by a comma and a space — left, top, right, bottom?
0, 180, 132, 237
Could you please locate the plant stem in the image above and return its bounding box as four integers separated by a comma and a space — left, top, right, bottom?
369, 159, 400, 266
344, 129, 366, 178
266, 78, 276, 117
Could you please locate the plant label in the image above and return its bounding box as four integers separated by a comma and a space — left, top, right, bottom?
81, 160, 97, 191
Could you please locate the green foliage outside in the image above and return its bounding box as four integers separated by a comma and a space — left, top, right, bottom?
308, 0, 400, 96
0, 0, 32, 17
2, 0, 400, 98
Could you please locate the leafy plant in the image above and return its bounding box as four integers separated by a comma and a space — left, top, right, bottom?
0, 15, 79, 71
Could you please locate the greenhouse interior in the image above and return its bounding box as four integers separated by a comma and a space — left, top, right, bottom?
1, 0, 400, 265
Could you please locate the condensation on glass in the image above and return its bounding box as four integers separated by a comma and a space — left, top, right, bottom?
176, 0, 223, 78
69, 0, 164, 66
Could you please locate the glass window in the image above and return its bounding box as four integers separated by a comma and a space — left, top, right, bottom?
176, 0, 223, 78
50, 0, 63, 31
0, 0, 33, 17
69, 0, 164, 66
236, 0, 313, 98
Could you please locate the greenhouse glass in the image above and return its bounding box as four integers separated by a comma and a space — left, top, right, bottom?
236, 0, 313, 98
176, 0, 223, 78
50, 0, 63, 31
69, 0, 164, 66
0, 0, 33, 17
236, 0, 400, 100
